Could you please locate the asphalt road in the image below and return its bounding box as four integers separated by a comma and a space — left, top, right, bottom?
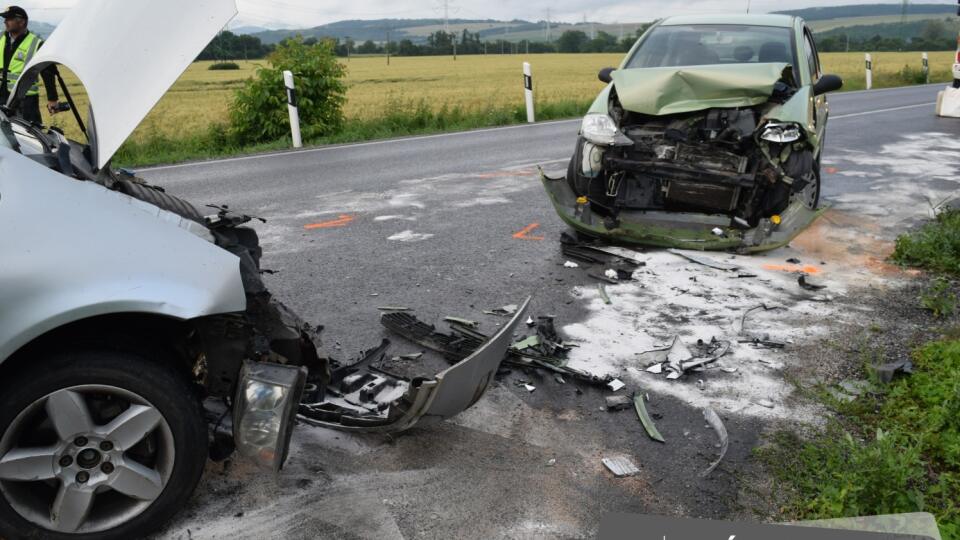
144, 83, 960, 539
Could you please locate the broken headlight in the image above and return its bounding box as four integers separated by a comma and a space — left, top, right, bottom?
581, 113, 631, 146
233, 361, 307, 472
759, 122, 803, 144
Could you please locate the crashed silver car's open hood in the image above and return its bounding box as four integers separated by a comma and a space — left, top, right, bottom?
12, 0, 237, 169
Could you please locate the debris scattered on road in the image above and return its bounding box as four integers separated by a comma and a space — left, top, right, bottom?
701, 408, 728, 477
602, 456, 640, 478
563, 261, 580, 269
397, 353, 423, 360
738, 336, 787, 349
484, 304, 519, 317
597, 284, 612, 305
555, 375, 566, 384
720, 366, 739, 373
739, 303, 785, 336
525, 316, 535, 327
606, 395, 633, 411
645, 363, 664, 374
667, 249, 739, 271
524, 384, 536, 392
643, 336, 731, 379
711, 227, 724, 236
378, 306, 412, 312
754, 399, 775, 409
512, 335, 541, 352
608, 379, 626, 392
589, 271, 619, 284
604, 269, 619, 281
633, 394, 665, 443
547, 458, 557, 466
873, 359, 914, 384
798, 274, 827, 291
786, 257, 801, 264
443, 316, 478, 328
736, 273, 758, 279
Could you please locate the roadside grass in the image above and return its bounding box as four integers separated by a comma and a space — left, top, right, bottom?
759, 213, 960, 539
114, 98, 591, 168
892, 208, 960, 276
757, 340, 960, 538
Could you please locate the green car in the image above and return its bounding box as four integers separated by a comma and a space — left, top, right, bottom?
542, 14, 844, 252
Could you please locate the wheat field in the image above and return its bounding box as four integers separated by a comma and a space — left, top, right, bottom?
41, 51, 957, 144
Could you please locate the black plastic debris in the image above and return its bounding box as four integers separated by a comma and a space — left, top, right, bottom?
873, 359, 914, 384
786, 257, 802, 264
798, 274, 827, 291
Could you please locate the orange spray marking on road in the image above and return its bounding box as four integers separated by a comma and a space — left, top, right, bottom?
824, 167, 839, 174
762, 264, 822, 274
304, 214, 355, 230
513, 223, 544, 240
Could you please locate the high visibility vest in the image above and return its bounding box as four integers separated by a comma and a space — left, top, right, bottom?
0, 32, 41, 96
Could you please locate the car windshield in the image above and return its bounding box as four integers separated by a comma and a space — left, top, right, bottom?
626, 24, 796, 70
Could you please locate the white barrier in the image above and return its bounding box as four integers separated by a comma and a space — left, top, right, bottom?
865, 53, 872, 90
922, 52, 929, 84
523, 62, 535, 123
283, 70, 303, 149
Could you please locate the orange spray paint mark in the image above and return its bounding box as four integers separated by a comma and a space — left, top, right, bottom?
304, 214, 355, 230
824, 167, 839, 174
762, 264, 822, 274
513, 222, 545, 240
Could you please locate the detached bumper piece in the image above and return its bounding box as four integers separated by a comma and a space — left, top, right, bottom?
297, 298, 531, 433
540, 169, 823, 253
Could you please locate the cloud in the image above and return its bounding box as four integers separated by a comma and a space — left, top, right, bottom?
19, 0, 955, 29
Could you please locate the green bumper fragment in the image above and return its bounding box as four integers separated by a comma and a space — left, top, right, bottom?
539, 169, 825, 253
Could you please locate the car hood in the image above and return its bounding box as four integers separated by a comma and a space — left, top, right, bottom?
610, 63, 790, 116
12, 0, 237, 170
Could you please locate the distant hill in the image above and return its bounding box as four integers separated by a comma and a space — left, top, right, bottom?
229, 25, 271, 35
774, 3, 956, 21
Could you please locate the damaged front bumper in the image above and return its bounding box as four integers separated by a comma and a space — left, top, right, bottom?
540, 169, 824, 253
297, 298, 531, 433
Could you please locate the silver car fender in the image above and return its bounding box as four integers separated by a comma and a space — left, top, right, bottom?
0, 148, 246, 363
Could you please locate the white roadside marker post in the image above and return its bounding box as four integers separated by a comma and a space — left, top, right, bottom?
865, 53, 873, 90
523, 62, 535, 123
922, 52, 929, 84
283, 70, 303, 149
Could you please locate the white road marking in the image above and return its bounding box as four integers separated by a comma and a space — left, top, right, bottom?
831, 102, 936, 119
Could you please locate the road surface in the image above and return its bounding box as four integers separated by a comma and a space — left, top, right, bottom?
144, 83, 960, 539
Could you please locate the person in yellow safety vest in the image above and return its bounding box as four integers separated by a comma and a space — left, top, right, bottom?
0, 6, 58, 125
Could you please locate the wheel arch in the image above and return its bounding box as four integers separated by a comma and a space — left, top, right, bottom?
0, 313, 199, 382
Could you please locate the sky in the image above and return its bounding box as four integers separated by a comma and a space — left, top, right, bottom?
17, 0, 956, 29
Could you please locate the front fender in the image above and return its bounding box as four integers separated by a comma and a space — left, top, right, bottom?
0, 148, 246, 363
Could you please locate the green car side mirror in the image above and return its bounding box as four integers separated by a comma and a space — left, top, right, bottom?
814, 74, 843, 96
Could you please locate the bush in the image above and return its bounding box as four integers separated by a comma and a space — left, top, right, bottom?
209, 62, 240, 71
896, 64, 929, 85
892, 207, 960, 275
228, 37, 346, 145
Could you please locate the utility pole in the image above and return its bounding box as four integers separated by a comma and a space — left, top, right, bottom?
545, 8, 551, 42
386, 26, 391, 65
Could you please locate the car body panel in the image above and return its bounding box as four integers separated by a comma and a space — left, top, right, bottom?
299, 298, 531, 433
610, 62, 790, 116
659, 14, 796, 28
12, 0, 238, 169
0, 147, 246, 363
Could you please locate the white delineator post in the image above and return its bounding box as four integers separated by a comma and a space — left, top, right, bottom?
865, 53, 873, 90
922, 52, 929, 84
283, 70, 303, 149
523, 62, 535, 123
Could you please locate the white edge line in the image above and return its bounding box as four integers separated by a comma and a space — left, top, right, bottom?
140, 118, 581, 173
832, 102, 936, 119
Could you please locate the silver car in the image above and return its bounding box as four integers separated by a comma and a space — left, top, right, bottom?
0, 1, 526, 538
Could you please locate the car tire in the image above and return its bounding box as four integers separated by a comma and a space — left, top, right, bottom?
0, 349, 207, 540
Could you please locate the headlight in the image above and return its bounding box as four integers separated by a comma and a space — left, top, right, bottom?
581, 113, 621, 146
760, 122, 803, 143
234, 361, 307, 472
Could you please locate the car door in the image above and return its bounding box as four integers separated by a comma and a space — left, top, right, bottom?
803, 26, 829, 152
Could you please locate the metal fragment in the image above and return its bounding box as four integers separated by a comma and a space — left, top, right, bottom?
667, 249, 739, 271
700, 408, 728, 477
646, 363, 664, 374
602, 456, 640, 477
608, 378, 625, 392
444, 316, 479, 328
606, 395, 633, 411
597, 283, 612, 305
524, 384, 536, 392
633, 394, 665, 443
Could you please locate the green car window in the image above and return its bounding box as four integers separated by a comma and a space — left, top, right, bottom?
626, 24, 798, 73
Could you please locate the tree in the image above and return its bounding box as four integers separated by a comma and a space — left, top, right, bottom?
920, 20, 947, 42
229, 37, 347, 144
357, 40, 379, 54
557, 30, 588, 53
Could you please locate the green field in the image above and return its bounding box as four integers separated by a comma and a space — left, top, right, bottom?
39, 51, 958, 164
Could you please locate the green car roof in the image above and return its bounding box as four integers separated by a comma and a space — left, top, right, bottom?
660, 14, 798, 28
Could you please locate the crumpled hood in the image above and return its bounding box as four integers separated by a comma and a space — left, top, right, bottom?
611, 63, 790, 116
12, 0, 237, 169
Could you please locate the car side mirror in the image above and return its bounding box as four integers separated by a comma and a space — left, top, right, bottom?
598, 67, 616, 84
813, 74, 843, 96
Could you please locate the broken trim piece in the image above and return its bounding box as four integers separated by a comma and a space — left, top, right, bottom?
701, 408, 728, 477
633, 394, 665, 443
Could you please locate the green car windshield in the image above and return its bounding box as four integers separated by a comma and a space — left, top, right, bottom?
626, 24, 797, 71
